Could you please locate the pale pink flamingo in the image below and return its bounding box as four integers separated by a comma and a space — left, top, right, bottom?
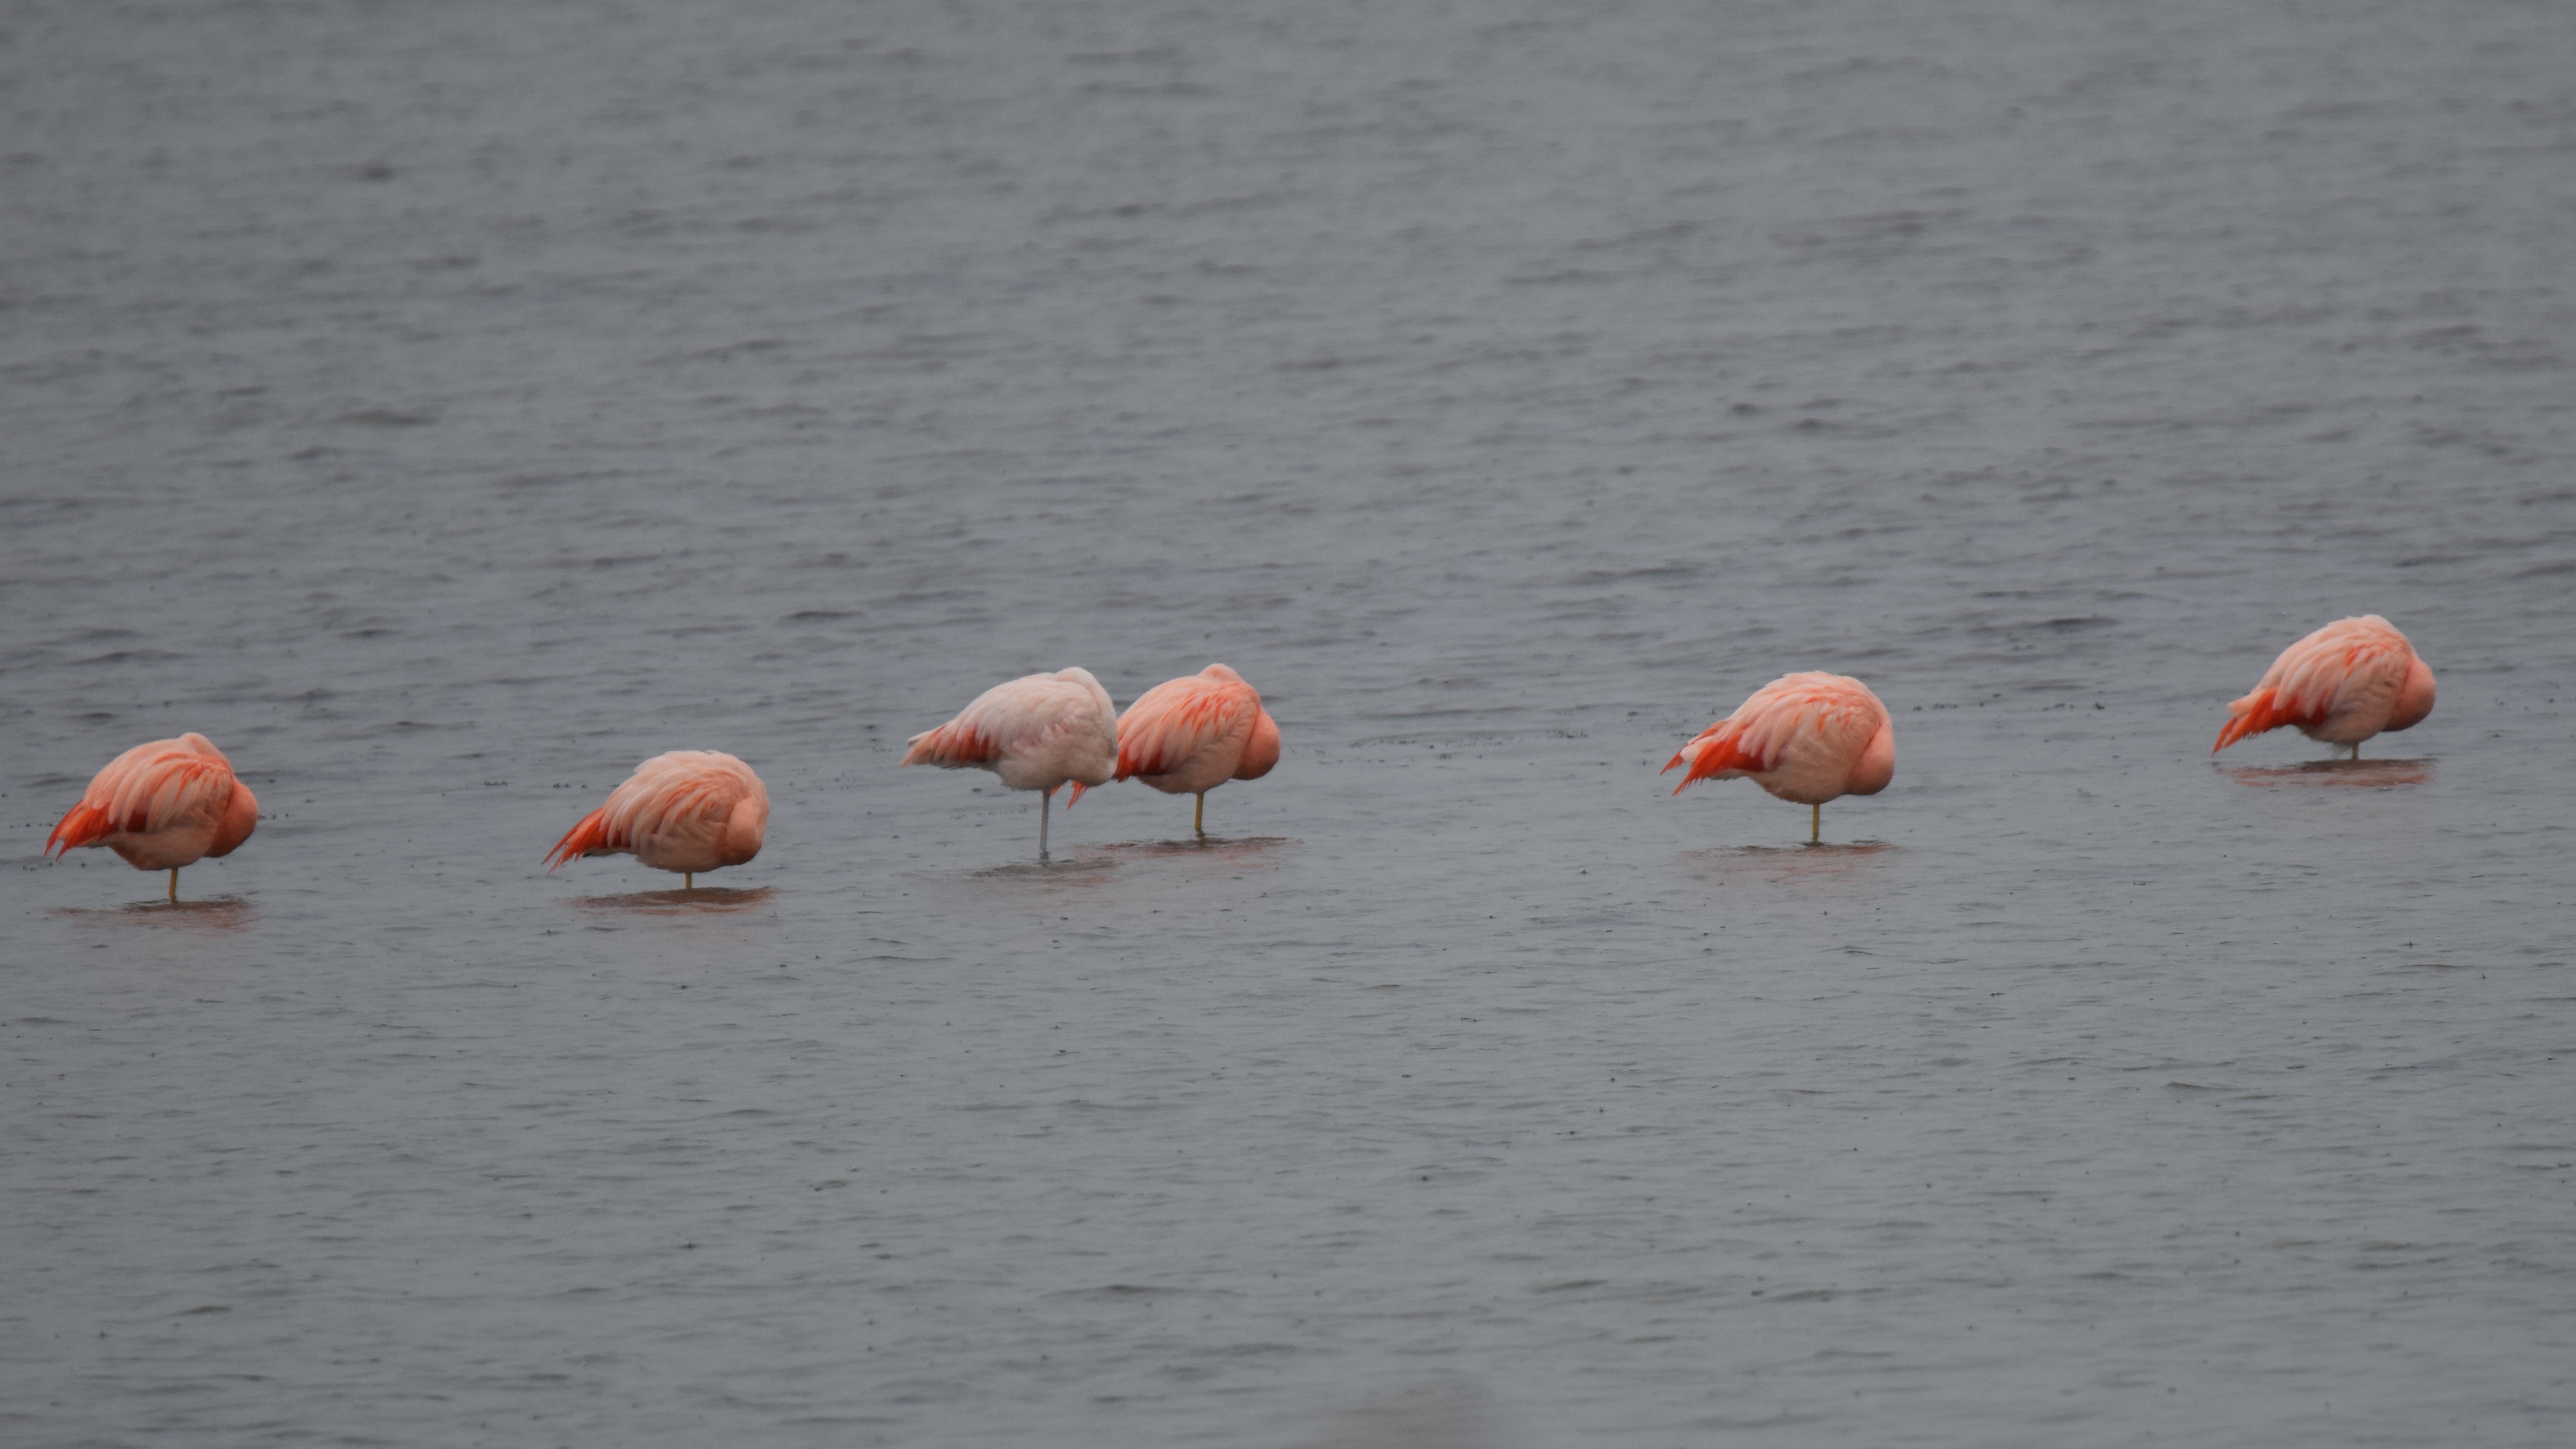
2214, 614, 2434, 759
1115, 663, 1280, 836
903, 667, 1118, 859
46, 732, 259, 901
545, 750, 769, 889
1664, 672, 1894, 843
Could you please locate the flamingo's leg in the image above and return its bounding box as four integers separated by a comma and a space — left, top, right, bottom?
168, 867, 178, 902
1810, 802, 1821, 844
684, 872, 694, 890
1040, 788, 1052, 861
1194, 793, 1205, 837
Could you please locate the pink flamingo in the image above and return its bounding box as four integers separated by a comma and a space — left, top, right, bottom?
46, 732, 260, 901
545, 750, 769, 889
903, 667, 1118, 859
2214, 614, 2435, 759
1115, 663, 1281, 836
1664, 672, 1894, 843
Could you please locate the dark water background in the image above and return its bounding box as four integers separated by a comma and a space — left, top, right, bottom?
5, 1, 2574, 1444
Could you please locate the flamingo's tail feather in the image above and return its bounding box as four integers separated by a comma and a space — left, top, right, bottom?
903, 724, 1000, 769
2214, 689, 2316, 753
1112, 737, 1152, 781
45, 802, 111, 858
545, 808, 612, 870
1668, 733, 1767, 791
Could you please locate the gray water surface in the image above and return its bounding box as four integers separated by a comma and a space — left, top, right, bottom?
5, 1, 2575, 1444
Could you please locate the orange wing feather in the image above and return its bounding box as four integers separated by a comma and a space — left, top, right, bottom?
2211, 688, 2325, 752
902, 719, 1002, 767
1661, 731, 1768, 792
45, 801, 115, 856
544, 807, 615, 869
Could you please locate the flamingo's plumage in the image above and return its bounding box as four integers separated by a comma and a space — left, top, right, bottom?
46, 733, 259, 888
904, 667, 1118, 798
1115, 663, 1279, 833
1115, 664, 1279, 792
545, 750, 769, 880
904, 667, 1118, 857
1665, 673, 1893, 839
2213, 615, 2434, 755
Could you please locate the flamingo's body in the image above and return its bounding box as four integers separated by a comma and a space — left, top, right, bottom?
2214, 615, 2435, 758
903, 667, 1118, 858
545, 751, 769, 888
1664, 672, 1894, 842
1115, 663, 1280, 835
46, 732, 259, 899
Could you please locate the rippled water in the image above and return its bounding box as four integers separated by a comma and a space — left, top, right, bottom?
6, 1, 2574, 1444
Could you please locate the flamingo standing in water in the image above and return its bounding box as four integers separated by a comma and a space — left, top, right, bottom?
1115, 663, 1280, 836
1665, 672, 1894, 843
46, 732, 259, 901
545, 750, 769, 889
903, 667, 1118, 860
2214, 615, 2435, 759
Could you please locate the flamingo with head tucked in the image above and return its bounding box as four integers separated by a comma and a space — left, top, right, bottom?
46, 732, 259, 901
903, 667, 1118, 860
546, 750, 769, 889
1665, 672, 1894, 843
2213, 615, 2435, 759
1115, 663, 1280, 837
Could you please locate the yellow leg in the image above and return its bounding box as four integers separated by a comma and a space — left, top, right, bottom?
1194, 793, 1205, 836
684, 872, 694, 890
1810, 802, 1820, 843
168, 867, 179, 902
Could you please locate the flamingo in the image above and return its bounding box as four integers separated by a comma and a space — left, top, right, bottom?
2214, 614, 2435, 759
1664, 672, 1894, 843
545, 750, 769, 888
1115, 663, 1281, 836
903, 667, 1118, 860
45, 732, 259, 901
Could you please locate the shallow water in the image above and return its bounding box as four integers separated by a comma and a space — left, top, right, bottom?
4, 1, 2574, 1444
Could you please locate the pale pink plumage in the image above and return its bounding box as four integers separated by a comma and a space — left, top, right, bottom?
2214, 615, 2435, 756
904, 667, 1118, 857
46, 732, 259, 894
904, 668, 1118, 795
545, 750, 769, 881
1115, 663, 1281, 834
1664, 672, 1894, 839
